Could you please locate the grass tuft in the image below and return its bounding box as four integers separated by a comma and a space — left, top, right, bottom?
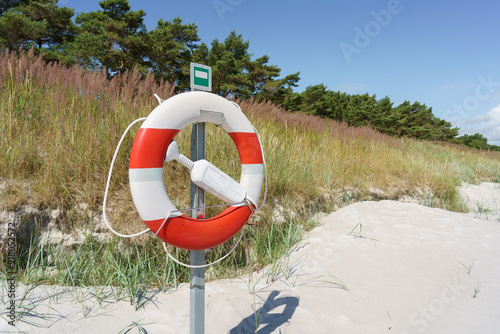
2, 50, 500, 291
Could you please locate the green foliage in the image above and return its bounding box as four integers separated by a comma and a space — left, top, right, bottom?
148, 17, 200, 90
71, 0, 149, 75
0, 0, 495, 146
254, 71, 301, 108
0, 0, 23, 16
18, 0, 75, 47
0, 0, 75, 58
457, 133, 500, 151
0, 9, 45, 49
246, 55, 280, 96
3, 51, 500, 289
206, 31, 251, 98
288, 86, 460, 142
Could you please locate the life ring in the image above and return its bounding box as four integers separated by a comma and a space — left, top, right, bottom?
128, 91, 264, 250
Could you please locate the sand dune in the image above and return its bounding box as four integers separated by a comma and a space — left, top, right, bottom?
3, 183, 500, 333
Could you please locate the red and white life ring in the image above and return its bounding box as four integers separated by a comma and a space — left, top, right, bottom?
128, 91, 264, 250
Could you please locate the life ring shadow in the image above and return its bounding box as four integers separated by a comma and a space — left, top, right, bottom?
229, 290, 299, 334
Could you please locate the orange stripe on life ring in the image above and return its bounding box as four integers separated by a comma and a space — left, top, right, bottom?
129, 128, 179, 168
144, 206, 252, 250
229, 132, 263, 164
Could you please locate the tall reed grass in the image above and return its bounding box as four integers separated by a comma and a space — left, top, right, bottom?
2, 50, 500, 288
0, 49, 174, 211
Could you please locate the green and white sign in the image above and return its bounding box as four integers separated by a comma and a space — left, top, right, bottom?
190, 62, 212, 91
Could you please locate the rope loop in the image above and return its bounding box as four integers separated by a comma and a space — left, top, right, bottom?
103, 110, 268, 268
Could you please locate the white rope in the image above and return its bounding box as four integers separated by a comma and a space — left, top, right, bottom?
103, 117, 151, 238
153, 93, 164, 105
102, 112, 268, 270
162, 226, 246, 268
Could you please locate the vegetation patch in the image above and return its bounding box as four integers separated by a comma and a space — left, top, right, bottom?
2, 50, 500, 291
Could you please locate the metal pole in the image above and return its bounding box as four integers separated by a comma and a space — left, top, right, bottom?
189, 62, 210, 334
190, 121, 205, 334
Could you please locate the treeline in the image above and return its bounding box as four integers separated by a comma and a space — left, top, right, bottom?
1, 0, 497, 150
281, 84, 459, 142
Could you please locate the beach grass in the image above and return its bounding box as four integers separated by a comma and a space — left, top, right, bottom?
2, 50, 500, 290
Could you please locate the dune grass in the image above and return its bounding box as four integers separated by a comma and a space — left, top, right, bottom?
2, 50, 500, 291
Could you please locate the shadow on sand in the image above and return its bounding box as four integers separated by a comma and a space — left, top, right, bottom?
229, 290, 299, 334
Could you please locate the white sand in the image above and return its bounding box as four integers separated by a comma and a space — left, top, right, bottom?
2, 183, 500, 333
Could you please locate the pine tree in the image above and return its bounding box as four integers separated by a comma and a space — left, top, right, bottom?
298, 84, 331, 116
458, 133, 489, 149
0, 0, 75, 56
148, 17, 200, 90
71, 0, 148, 75
345, 93, 377, 127
246, 55, 280, 97
204, 31, 251, 98
255, 71, 301, 108
0, 0, 24, 16
370, 96, 394, 135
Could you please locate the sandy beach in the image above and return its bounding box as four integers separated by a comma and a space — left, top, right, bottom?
2, 182, 500, 333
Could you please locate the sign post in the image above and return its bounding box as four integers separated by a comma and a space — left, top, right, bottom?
190, 62, 211, 334
190, 62, 212, 91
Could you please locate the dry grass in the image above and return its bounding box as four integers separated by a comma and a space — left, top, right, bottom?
2, 50, 500, 285
0, 51, 500, 229
0, 49, 174, 213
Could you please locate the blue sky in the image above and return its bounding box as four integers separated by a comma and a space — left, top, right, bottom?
65, 0, 500, 144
